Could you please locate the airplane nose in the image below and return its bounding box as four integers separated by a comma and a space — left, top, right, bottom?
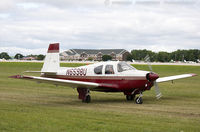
146, 73, 159, 82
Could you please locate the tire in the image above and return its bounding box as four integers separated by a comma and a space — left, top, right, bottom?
135, 97, 143, 104
85, 95, 91, 103
126, 95, 134, 101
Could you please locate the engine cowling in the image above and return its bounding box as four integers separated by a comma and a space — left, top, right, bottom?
146, 73, 159, 82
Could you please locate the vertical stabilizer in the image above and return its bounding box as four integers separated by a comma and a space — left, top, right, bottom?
41, 43, 60, 72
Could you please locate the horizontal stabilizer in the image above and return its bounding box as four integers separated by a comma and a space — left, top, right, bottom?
23, 71, 57, 74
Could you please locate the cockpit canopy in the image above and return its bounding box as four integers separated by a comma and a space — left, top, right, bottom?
117, 62, 136, 72
94, 61, 136, 75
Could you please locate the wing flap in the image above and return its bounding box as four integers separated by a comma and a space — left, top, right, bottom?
10, 75, 99, 89
156, 73, 197, 83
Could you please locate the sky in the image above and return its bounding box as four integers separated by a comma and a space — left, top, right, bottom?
0, 0, 200, 56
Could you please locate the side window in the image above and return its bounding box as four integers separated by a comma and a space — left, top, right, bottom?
117, 63, 123, 72
94, 65, 103, 74
105, 65, 114, 74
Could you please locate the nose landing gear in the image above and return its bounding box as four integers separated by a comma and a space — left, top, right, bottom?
135, 97, 143, 104
125, 91, 143, 104
135, 92, 143, 104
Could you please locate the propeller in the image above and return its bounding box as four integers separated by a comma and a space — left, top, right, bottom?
144, 55, 162, 99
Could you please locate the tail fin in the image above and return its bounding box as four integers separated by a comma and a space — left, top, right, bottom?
41, 43, 60, 73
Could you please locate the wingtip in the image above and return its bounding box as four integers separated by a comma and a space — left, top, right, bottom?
9, 75, 34, 79
191, 73, 197, 77
9, 75, 23, 79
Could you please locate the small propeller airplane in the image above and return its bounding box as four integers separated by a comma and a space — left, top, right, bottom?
10, 43, 197, 104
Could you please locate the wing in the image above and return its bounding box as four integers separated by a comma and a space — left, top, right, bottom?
10, 75, 99, 89
156, 73, 197, 83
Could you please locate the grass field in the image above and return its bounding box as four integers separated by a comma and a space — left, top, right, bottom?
0, 62, 200, 132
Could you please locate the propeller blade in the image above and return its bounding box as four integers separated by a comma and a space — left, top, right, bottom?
144, 54, 150, 62
145, 54, 162, 99
154, 81, 162, 99
148, 63, 153, 72
144, 55, 153, 72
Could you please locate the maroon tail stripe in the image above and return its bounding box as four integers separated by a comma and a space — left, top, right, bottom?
48, 43, 59, 53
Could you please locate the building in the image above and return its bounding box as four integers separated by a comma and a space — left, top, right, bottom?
60, 49, 130, 61
22, 56, 37, 60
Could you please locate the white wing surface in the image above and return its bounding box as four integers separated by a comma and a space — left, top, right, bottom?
10, 75, 99, 89
156, 74, 197, 83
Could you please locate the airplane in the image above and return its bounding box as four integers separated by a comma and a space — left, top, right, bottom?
10, 43, 197, 104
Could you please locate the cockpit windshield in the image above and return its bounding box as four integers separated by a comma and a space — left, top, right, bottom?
117, 62, 136, 72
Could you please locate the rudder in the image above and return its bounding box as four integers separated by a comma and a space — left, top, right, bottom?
41, 43, 60, 72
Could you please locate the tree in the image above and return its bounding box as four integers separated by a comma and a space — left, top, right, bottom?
27, 54, 37, 57
156, 52, 170, 62
131, 49, 156, 61
170, 49, 200, 62
37, 54, 45, 60
0, 52, 11, 60
126, 54, 133, 61
14, 53, 24, 59
102, 55, 112, 61
87, 57, 93, 61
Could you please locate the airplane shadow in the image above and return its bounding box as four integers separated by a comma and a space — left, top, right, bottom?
37, 94, 177, 107
49, 98, 127, 106
48, 96, 175, 106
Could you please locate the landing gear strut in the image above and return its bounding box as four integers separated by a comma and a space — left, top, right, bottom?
77, 88, 91, 103
125, 89, 137, 101
135, 92, 143, 104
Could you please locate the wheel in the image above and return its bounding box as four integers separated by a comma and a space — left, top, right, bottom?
135, 97, 143, 104
83, 95, 91, 103
126, 95, 135, 101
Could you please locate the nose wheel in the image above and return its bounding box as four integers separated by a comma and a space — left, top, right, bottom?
135, 92, 143, 104
135, 97, 143, 104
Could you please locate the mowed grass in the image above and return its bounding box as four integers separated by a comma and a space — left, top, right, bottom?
0, 62, 200, 132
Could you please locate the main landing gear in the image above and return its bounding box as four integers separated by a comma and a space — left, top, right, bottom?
125, 92, 143, 104
126, 94, 135, 101
83, 95, 91, 103
77, 88, 91, 103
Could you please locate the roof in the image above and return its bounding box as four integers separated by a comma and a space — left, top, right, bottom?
62, 49, 128, 56
65, 50, 77, 55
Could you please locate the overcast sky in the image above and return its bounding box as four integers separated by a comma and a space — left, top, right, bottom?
0, 0, 200, 55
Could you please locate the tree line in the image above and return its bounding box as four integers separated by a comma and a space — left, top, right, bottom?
1, 49, 200, 62
128, 49, 200, 62
0, 52, 45, 60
